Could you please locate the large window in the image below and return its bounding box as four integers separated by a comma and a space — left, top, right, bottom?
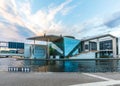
34, 45, 46, 58
63, 37, 80, 56
100, 40, 112, 50
85, 44, 89, 49
89, 42, 97, 50
8, 42, 24, 49
0, 41, 24, 54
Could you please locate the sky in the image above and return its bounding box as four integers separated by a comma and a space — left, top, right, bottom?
0, 0, 120, 41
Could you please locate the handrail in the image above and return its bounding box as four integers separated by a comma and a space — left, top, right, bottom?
18, 58, 120, 61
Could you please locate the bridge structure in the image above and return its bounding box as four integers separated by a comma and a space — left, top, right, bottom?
0, 41, 24, 57
0, 53, 24, 57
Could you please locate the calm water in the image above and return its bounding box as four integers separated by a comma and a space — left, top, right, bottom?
0, 58, 120, 72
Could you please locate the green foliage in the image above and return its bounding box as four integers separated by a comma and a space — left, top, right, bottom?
49, 45, 55, 55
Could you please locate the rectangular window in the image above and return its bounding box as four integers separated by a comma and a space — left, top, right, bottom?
8, 42, 24, 49
100, 40, 112, 50
89, 42, 97, 50
85, 44, 89, 49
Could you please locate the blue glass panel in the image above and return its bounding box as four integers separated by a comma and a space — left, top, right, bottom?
63, 37, 80, 56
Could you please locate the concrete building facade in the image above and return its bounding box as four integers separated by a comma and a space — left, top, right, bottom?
0, 34, 120, 59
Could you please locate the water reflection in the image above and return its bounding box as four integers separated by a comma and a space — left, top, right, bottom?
0, 58, 24, 71
0, 58, 120, 72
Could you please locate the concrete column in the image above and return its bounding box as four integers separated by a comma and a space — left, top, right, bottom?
47, 39, 49, 59
97, 39, 100, 58
112, 38, 117, 58
97, 39, 99, 51
30, 40, 36, 59
33, 39, 36, 59
118, 38, 120, 58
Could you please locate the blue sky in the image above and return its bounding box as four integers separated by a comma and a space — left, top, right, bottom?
0, 0, 120, 41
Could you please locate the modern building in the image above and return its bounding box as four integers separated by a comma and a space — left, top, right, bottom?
0, 41, 24, 57
27, 34, 120, 59
80, 34, 118, 58
27, 35, 81, 59
0, 34, 120, 59
0, 41, 47, 59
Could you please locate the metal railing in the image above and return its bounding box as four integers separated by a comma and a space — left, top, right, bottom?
16, 58, 120, 72
1, 58, 120, 72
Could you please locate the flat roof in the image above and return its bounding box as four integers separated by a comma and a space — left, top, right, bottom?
27, 35, 62, 42
81, 34, 116, 41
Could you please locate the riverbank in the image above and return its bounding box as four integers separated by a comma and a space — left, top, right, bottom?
0, 72, 120, 86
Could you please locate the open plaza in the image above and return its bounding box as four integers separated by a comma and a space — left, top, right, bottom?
0, 72, 120, 86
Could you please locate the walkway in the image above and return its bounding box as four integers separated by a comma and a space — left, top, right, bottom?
0, 72, 120, 86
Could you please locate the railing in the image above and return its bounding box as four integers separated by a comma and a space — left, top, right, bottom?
0, 53, 24, 56
16, 58, 120, 72
1, 58, 120, 72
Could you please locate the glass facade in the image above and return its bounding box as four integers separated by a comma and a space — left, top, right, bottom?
53, 37, 81, 57
24, 44, 46, 59
33, 45, 46, 58
8, 42, 24, 49
63, 37, 80, 56
89, 42, 97, 50
0, 41, 24, 54
53, 39, 64, 56
100, 40, 112, 50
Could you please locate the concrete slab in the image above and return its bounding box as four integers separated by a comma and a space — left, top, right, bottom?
1, 72, 120, 86
0, 72, 104, 86
93, 72, 120, 80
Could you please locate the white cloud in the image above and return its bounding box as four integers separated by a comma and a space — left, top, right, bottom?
74, 12, 120, 39
0, 0, 74, 41
1, 0, 120, 42
60, 5, 77, 16
0, 22, 24, 41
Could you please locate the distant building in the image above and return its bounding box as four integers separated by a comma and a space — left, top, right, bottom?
80, 34, 118, 58
27, 34, 120, 59
0, 41, 24, 57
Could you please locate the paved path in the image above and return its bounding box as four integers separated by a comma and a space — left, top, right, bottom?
71, 73, 119, 86
0, 72, 120, 86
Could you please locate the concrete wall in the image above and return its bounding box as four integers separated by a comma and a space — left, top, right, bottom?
24, 44, 31, 58
118, 38, 120, 57
112, 38, 117, 57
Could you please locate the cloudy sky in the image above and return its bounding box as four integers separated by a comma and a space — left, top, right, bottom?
0, 0, 120, 41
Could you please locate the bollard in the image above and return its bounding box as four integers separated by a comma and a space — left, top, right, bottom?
11, 67, 13, 72
14, 67, 16, 72
10, 67, 12, 72
10, 67, 13, 72
16, 67, 18, 72
8, 67, 10, 72
26, 67, 28, 72
24, 67, 27, 72
26, 67, 30, 72
27, 67, 30, 72
8, 67, 31, 72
